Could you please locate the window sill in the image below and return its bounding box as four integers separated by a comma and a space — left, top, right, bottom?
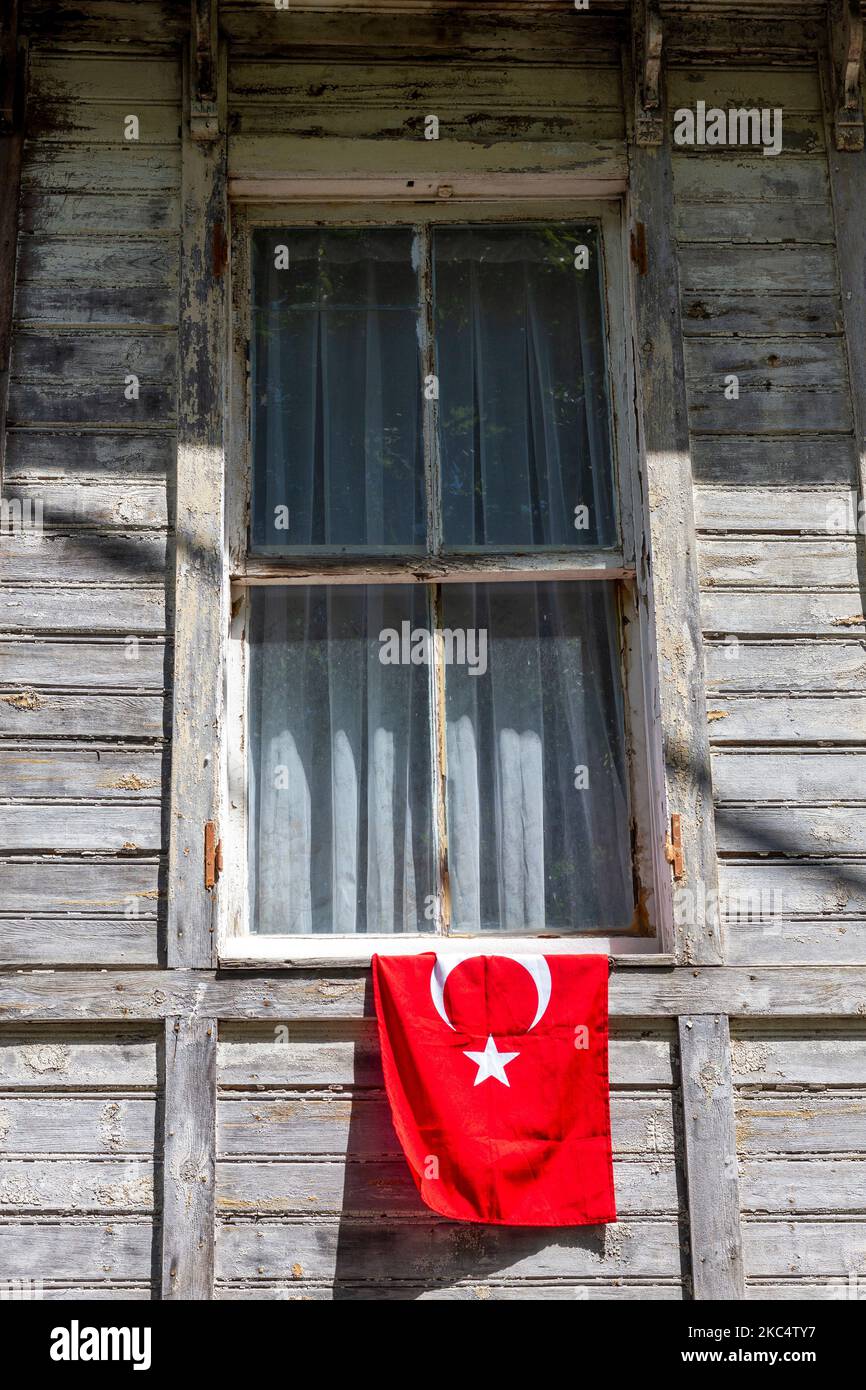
218, 935, 670, 969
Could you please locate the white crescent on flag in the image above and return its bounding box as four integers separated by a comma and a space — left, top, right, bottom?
430, 953, 552, 1033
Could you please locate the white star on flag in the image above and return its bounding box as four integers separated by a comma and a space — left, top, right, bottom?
463, 1035, 520, 1087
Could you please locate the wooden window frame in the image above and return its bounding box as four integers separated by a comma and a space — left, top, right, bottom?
218, 194, 674, 965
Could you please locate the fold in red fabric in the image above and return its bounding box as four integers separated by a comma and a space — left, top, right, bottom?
371, 952, 616, 1226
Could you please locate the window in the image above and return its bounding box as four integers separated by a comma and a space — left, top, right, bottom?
226, 205, 660, 950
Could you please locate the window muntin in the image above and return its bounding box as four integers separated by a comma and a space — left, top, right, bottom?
236, 214, 645, 940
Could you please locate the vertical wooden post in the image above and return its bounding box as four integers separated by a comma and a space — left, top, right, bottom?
828, 0, 865, 150
628, 105, 723, 965
822, 60, 866, 566
634, 0, 664, 146
161, 1016, 217, 1299
0, 0, 26, 483
679, 1016, 745, 1299
167, 20, 227, 969
161, 7, 224, 1297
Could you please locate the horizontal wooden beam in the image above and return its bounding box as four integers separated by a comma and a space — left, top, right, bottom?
235, 551, 634, 586
228, 175, 628, 203
2, 966, 866, 1022
220, 939, 667, 967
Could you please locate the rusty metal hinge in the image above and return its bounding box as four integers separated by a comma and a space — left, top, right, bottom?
204, 820, 222, 889
212, 220, 228, 278
630, 222, 649, 276
664, 813, 684, 880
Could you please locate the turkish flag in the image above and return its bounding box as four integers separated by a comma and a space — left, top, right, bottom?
371, 952, 615, 1226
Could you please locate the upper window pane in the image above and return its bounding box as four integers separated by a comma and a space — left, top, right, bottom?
250, 228, 425, 552
434, 224, 616, 549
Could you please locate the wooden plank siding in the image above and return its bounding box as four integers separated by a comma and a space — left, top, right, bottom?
214, 1020, 688, 1300
731, 1024, 866, 1298
225, 26, 629, 199
0, 1027, 160, 1298
670, 59, 866, 967
0, 40, 180, 971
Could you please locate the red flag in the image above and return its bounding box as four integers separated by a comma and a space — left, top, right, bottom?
371, 952, 615, 1226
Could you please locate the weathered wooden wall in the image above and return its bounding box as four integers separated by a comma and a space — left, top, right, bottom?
0, 1027, 159, 1298
214, 1021, 685, 1298
1, 0, 865, 1301
0, 28, 181, 970
732, 1024, 866, 1296
671, 57, 866, 966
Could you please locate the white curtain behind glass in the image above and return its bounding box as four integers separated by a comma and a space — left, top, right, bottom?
248, 223, 634, 935
249, 587, 435, 934
434, 225, 616, 548
443, 584, 633, 933
249, 583, 633, 934
251, 228, 425, 551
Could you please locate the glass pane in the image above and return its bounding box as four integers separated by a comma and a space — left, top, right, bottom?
443, 582, 633, 932
434, 224, 616, 549
248, 586, 436, 934
250, 228, 425, 552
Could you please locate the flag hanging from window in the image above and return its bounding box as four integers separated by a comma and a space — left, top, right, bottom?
371, 952, 616, 1226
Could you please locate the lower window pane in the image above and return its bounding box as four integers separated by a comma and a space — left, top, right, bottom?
442, 582, 634, 933
248, 586, 435, 934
